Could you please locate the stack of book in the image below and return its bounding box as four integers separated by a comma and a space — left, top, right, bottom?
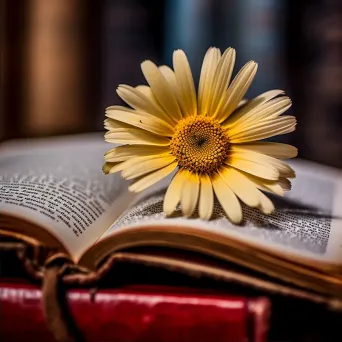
0, 133, 341, 341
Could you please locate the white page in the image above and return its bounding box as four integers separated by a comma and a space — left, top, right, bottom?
102, 158, 342, 265
0, 133, 136, 258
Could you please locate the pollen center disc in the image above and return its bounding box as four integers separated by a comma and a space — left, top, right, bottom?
170, 115, 230, 174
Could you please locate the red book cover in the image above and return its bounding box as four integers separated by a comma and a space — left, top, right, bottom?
0, 282, 270, 342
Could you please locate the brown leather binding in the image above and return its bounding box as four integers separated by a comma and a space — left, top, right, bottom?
42, 255, 84, 342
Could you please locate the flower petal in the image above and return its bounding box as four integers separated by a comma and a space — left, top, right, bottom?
217, 61, 258, 122
209, 47, 236, 117
105, 129, 170, 146
258, 192, 275, 214
226, 96, 292, 133
117, 85, 175, 125
278, 177, 292, 191
104, 145, 170, 162
158, 65, 180, 105
228, 116, 297, 143
230, 142, 298, 159
226, 154, 279, 180
163, 170, 185, 216
181, 170, 200, 217
240, 173, 284, 196
218, 167, 260, 207
198, 47, 221, 115
199, 174, 214, 220
173, 50, 197, 117
229, 147, 296, 178
141, 60, 182, 120
211, 172, 242, 224
104, 117, 133, 131
102, 162, 123, 174
222, 89, 285, 128
105, 108, 174, 136
128, 162, 178, 193
121, 154, 176, 180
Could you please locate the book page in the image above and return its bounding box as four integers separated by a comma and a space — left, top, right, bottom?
102, 159, 342, 265
0, 133, 136, 258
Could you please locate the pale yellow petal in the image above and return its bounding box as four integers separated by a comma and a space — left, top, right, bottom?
241, 173, 284, 196
163, 170, 185, 216
211, 172, 242, 224
106, 104, 134, 111
141, 60, 182, 120
158, 65, 180, 107
278, 177, 292, 191
105, 129, 170, 146
198, 47, 221, 115
218, 167, 260, 207
226, 155, 279, 180
199, 174, 214, 220
128, 162, 178, 193
117, 85, 175, 126
229, 148, 295, 178
105, 108, 174, 136
181, 170, 200, 217
173, 50, 197, 116
230, 142, 298, 159
135, 85, 166, 112
210, 47, 236, 117
222, 90, 285, 128
122, 155, 175, 180
104, 145, 170, 162
102, 162, 122, 174
258, 192, 275, 214
228, 116, 297, 143
226, 96, 292, 133
104, 117, 133, 131
217, 61, 258, 122
237, 98, 248, 109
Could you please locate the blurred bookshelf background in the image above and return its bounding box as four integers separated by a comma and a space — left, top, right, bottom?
1, 0, 342, 168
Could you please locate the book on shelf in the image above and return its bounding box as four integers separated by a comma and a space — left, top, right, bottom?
0, 133, 341, 308
0, 282, 270, 342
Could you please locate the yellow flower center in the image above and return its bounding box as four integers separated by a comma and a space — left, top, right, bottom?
170, 115, 230, 174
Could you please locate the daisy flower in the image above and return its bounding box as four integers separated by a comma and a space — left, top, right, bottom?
103, 47, 297, 223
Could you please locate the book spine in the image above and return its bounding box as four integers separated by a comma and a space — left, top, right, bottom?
23, 0, 86, 136
0, 283, 270, 342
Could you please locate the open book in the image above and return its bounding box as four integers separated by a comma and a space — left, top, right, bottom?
1, 133, 341, 300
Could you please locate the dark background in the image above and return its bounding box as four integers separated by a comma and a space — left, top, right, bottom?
1, 0, 342, 169
1, 1, 342, 341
